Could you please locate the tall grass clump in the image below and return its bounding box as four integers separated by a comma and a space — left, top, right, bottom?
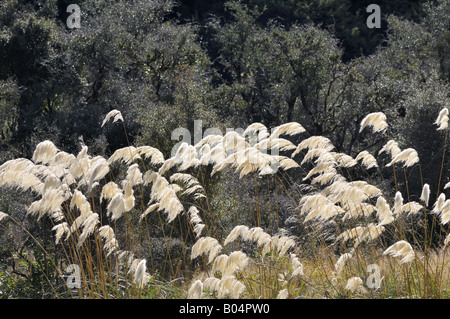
0, 107, 449, 299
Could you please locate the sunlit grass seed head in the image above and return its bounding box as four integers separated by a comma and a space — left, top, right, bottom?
133, 259, 151, 289
359, 112, 388, 134
101, 109, 124, 127
376, 196, 394, 226
188, 279, 203, 299
191, 237, 223, 263
434, 107, 449, 131
383, 240, 415, 264
345, 277, 368, 294
387, 148, 419, 168
379, 140, 402, 159
355, 151, 378, 169
32, 140, 59, 165
420, 183, 430, 207
334, 252, 352, 275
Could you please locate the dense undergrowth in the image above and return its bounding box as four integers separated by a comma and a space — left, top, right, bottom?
0, 108, 449, 299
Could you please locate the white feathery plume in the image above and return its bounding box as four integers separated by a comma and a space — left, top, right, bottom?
203, 277, 221, 292
265, 138, 296, 152
52, 222, 69, 244
363, 223, 385, 242
290, 253, 304, 277
299, 194, 345, 222
420, 183, 430, 207
222, 131, 249, 153
432, 193, 446, 214
126, 164, 143, 186
303, 162, 336, 181
133, 259, 151, 289
276, 156, 300, 170
212, 254, 229, 274
348, 181, 382, 198
136, 146, 165, 164
440, 200, 450, 225
336, 224, 384, 246
343, 203, 376, 220
359, 112, 388, 133
186, 206, 205, 238
269, 122, 306, 139
87, 157, 109, 191
230, 280, 246, 298
224, 251, 249, 276
401, 201, 424, 215
188, 280, 203, 299
355, 151, 378, 169
393, 191, 404, 216
276, 289, 289, 299
107, 193, 126, 221
291, 136, 334, 158
147, 172, 183, 223
383, 240, 415, 264
334, 153, 358, 168
102, 109, 124, 127
217, 275, 244, 299
140, 203, 160, 221
198, 144, 212, 166
386, 148, 419, 168
345, 277, 368, 294
108, 146, 141, 165
376, 196, 394, 226
379, 140, 401, 158
77, 213, 99, 248
32, 140, 59, 164
196, 133, 223, 146
169, 183, 183, 194
301, 148, 330, 165
100, 182, 122, 203
334, 253, 352, 275
444, 233, 450, 247
98, 225, 119, 256
0, 211, 8, 222
311, 171, 344, 186
169, 173, 199, 187
336, 226, 364, 244
27, 188, 67, 221
191, 237, 222, 263
243, 122, 269, 140
42, 174, 62, 194
323, 181, 369, 208
434, 107, 449, 131
181, 184, 204, 196
177, 144, 200, 171
158, 157, 177, 175
122, 180, 135, 212
224, 225, 249, 245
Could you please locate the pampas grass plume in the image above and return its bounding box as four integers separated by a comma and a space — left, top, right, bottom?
188, 279, 203, 299
0, 211, 8, 222
359, 112, 388, 133
134, 259, 151, 289
434, 107, 449, 131
383, 240, 415, 264
102, 109, 124, 127
420, 183, 430, 206
345, 277, 368, 294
